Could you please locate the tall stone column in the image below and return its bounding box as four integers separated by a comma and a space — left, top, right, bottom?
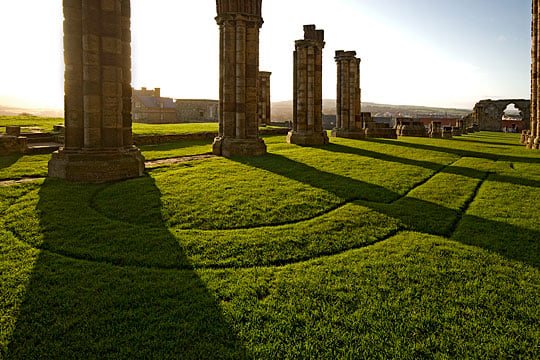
214, 0, 266, 157
331, 50, 364, 139
532, 0, 540, 149
258, 71, 272, 126
287, 25, 329, 146
49, 0, 145, 183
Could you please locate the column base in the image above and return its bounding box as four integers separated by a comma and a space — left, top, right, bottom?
526, 136, 536, 149
365, 128, 398, 139
48, 147, 145, 183
520, 131, 528, 144
287, 130, 329, 146
331, 128, 365, 140
212, 137, 267, 157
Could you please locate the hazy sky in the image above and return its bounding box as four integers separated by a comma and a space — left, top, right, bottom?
0, 0, 532, 110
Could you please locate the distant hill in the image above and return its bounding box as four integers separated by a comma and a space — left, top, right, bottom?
272, 100, 472, 122
0, 105, 63, 118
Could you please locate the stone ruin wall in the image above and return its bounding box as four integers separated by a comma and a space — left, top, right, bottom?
472, 99, 530, 132
176, 100, 219, 123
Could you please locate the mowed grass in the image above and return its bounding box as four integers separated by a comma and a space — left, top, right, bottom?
0, 116, 219, 135
1, 132, 540, 358
0, 116, 63, 134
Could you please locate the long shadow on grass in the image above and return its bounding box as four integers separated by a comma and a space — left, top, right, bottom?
358, 197, 540, 269
321, 143, 540, 189
0, 154, 22, 172
236, 152, 540, 269
235, 152, 401, 203
6, 177, 247, 359
363, 138, 540, 164
451, 137, 525, 147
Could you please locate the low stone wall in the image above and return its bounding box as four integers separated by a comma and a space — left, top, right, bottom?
0, 136, 27, 155
133, 132, 217, 146
260, 128, 290, 135
133, 128, 290, 146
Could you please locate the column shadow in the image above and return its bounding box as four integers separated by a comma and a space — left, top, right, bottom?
5, 177, 247, 359
234, 152, 540, 269
235, 152, 402, 203
320, 143, 540, 188
0, 154, 23, 173
363, 138, 540, 164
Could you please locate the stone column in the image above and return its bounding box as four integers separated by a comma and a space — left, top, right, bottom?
532, 0, 540, 148
258, 71, 272, 126
49, 0, 145, 183
331, 50, 364, 139
287, 25, 329, 146
214, 0, 266, 157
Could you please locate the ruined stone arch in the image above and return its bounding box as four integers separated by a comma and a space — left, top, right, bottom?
472, 99, 531, 132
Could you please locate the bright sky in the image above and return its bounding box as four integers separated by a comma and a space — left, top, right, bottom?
0, 0, 532, 110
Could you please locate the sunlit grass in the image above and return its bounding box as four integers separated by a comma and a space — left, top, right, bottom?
1, 131, 539, 358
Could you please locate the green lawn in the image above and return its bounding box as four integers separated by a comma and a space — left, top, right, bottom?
1, 132, 539, 358
0, 116, 63, 134
0, 116, 220, 135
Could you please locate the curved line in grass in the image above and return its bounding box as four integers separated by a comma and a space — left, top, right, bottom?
10, 227, 407, 272
87, 181, 358, 232
88, 157, 463, 233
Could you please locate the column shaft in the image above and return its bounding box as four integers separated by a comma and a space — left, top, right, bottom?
214, 1, 266, 156
332, 50, 364, 139
50, 0, 144, 183
287, 25, 329, 145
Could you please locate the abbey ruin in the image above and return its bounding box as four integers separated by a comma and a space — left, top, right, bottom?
471, 99, 530, 132
46, 0, 540, 183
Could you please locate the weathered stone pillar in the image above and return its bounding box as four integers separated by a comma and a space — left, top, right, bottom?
331, 50, 364, 139
429, 121, 442, 138
287, 25, 329, 146
49, 0, 145, 183
258, 71, 272, 126
532, 0, 540, 148
214, 0, 266, 157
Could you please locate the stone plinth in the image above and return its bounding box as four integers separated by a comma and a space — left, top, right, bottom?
288, 25, 329, 146
331, 50, 364, 140
362, 112, 397, 139
49, 0, 145, 183
364, 122, 398, 139
214, 0, 267, 157
521, 130, 530, 144
0, 135, 27, 155
442, 126, 453, 139
396, 119, 427, 137
6, 126, 21, 137
258, 71, 272, 126
429, 122, 442, 138
49, 148, 145, 183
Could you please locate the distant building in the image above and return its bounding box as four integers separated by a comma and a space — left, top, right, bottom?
501, 115, 523, 133
176, 99, 218, 123
132, 88, 176, 123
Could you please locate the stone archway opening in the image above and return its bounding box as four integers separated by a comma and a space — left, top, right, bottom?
502, 103, 523, 133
